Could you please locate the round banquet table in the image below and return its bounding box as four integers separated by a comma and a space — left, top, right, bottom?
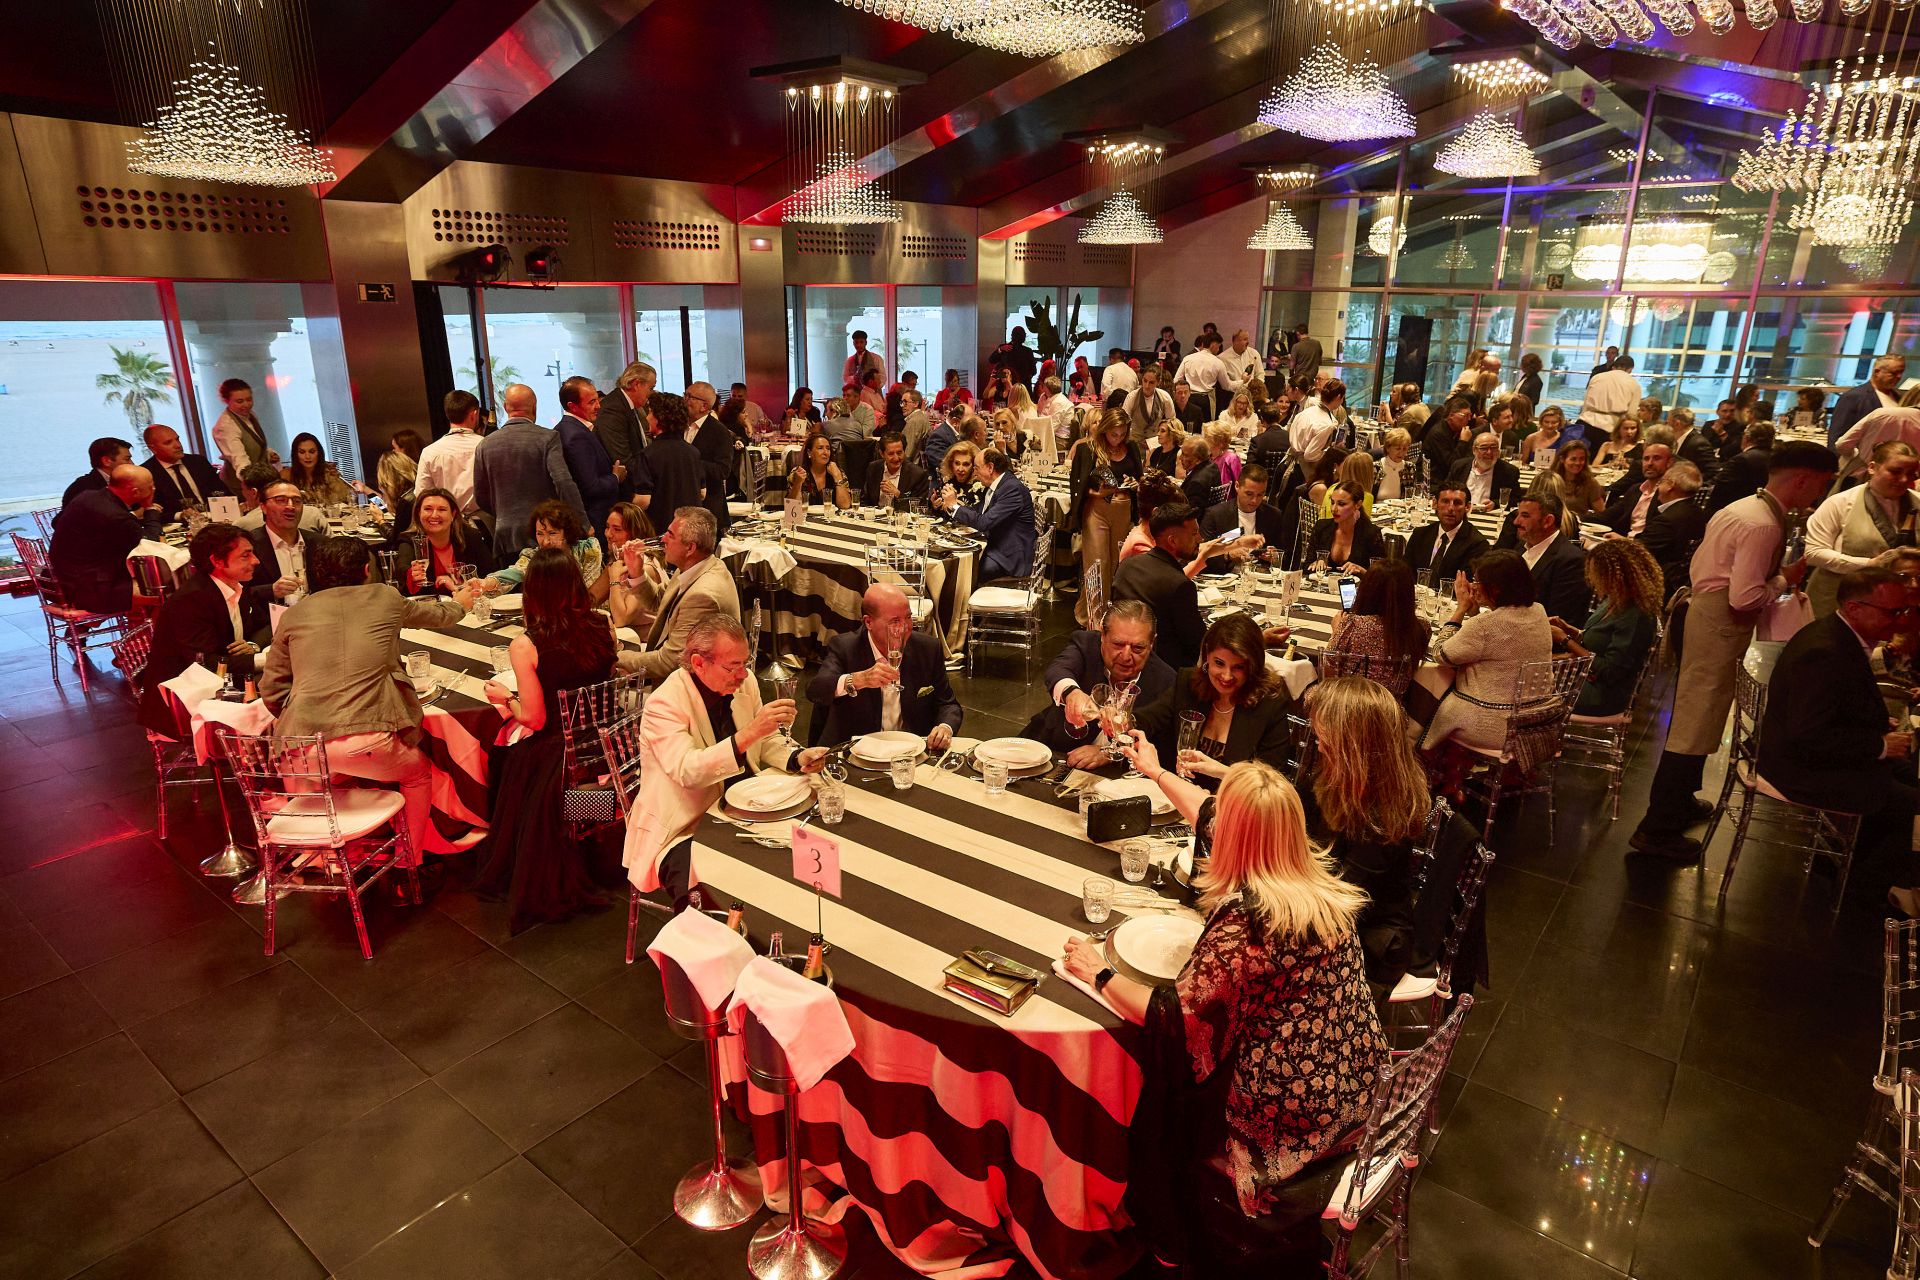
684, 760, 1177, 1280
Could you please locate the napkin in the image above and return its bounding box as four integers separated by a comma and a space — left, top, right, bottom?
197, 696, 274, 743
727, 956, 854, 1091
1196, 586, 1225, 609
130, 539, 190, 573
720, 538, 798, 578
159, 662, 222, 713
647, 909, 756, 1017
1265, 653, 1318, 698
1050, 958, 1124, 1017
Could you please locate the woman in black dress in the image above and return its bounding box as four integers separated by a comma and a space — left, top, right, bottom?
1137, 613, 1293, 791
474, 546, 619, 934
1305, 482, 1388, 572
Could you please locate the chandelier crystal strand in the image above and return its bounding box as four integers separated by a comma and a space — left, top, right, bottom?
1079, 139, 1165, 245
1745, 0, 1778, 27
1435, 109, 1541, 177
832, 0, 1145, 57
1261, 39, 1416, 142
1453, 57, 1551, 99
1247, 201, 1313, 250
784, 80, 902, 225
127, 54, 333, 184
1502, 0, 1584, 48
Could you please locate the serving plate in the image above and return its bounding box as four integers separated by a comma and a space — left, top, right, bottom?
725, 774, 811, 814
1105, 915, 1203, 987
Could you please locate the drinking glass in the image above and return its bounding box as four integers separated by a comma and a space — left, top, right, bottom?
982, 758, 1010, 797
889, 755, 916, 791
1079, 787, 1098, 828
1176, 710, 1205, 779
1415, 569, 1433, 593
455, 563, 476, 585
817, 777, 846, 825
403, 650, 432, 681
489, 645, 512, 674
1086, 683, 1111, 742
1120, 839, 1151, 883
411, 559, 430, 592
1082, 877, 1114, 925
470, 594, 493, 625
1497, 488, 1514, 510
773, 675, 799, 705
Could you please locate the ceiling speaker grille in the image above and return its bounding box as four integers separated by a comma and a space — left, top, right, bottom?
75, 185, 291, 235
901, 233, 969, 261
1014, 241, 1068, 265
793, 227, 880, 257
612, 219, 724, 252
429, 208, 571, 245
1079, 244, 1130, 267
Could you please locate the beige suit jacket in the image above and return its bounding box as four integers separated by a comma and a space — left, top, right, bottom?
619, 554, 740, 680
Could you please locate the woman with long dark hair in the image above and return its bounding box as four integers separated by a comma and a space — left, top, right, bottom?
788, 430, 852, 509
475, 546, 619, 933
1305, 482, 1388, 573
285, 432, 354, 505
1324, 558, 1429, 695
1137, 612, 1293, 788
401, 487, 495, 595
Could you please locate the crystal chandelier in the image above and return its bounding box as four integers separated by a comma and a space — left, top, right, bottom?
1252, 165, 1322, 192
1570, 216, 1717, 283
1434, 109, 1541, 178
1082, 190, 1164, 244
99, 0, 334, 188
1247, 202, 1312, 250
783, 79, 903, 225
1260, 40, 1416, 143
1437, 239, 1479, 271
833, 0, 1145, 58
1453, 58, 1551, 99
1502, 0, 1785, 50
1078, 137, 1165, 245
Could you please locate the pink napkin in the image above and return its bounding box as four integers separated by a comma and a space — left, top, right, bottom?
646, 909, 755, 1017
726, 956, 854, 1091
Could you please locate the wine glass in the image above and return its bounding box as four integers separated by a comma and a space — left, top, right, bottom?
1103, 683, 1140, 770
1085, 683, 1111, 745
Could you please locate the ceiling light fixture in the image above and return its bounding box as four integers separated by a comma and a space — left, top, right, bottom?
1078, 136, 1166, 245
782, 77, 904, 225
1501, 0, 1783, 49
1252, 165, 1323, 192
833, 0, 1144, 58
1435, 108, 1541, 178
1247, 201, 1313, 250
1452, 58, 1551, 99
1261, 39, 1416, 143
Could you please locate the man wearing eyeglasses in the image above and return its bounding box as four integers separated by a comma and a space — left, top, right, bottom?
682, 381, 736, 534
1446, 432, 1521, 512
1758, 565, 1920, 915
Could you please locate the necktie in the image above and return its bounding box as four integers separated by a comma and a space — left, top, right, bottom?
1432, 532, 1450, 568
173, 464, 201, 507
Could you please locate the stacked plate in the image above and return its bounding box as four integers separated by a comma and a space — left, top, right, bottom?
973, 737, 1052, 776
723, 774, 813, 822
489, 594, 523, 613
849, 731, 924, 768
1104, 915, 1203, 987
1091, 775, 1175, 818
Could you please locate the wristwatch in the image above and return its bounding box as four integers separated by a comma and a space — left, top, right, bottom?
1093, 967, 1117, 993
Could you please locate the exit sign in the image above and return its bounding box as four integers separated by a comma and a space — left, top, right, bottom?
358, 283, 397, 303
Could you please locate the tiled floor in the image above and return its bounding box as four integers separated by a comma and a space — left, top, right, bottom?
0, 585, 1901, 1278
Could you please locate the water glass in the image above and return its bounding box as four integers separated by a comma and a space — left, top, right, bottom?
889, 755, 916, 791
1176, 710, 1205, 777
489, 645, 512, 674
1497, 488, 1514, 509
470, 594, 493, 625
1120, 839, 1150, 883
817, 778, 846, 825
982, 757, 1010, 797
1082, 877, 1114, 925
403, 650, 432, 681
1079, 788, 1098, 827
773, 675, 799, 705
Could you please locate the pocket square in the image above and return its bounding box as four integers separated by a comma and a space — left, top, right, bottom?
916, 685, 933, 697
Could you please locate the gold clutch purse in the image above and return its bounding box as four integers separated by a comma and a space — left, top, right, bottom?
941, 949, 1044, 1016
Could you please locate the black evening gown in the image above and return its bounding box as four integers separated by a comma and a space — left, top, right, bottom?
472, 639, 614, 934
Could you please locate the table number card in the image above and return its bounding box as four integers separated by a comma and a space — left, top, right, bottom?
792, 825, 843, 898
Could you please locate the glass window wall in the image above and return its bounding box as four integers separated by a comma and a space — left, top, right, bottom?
797, 285, 887, 401
176, 281, 327, 465
1006, 286, 1059, 353
895, 285, 943, 390
479, 285, 623, 420
633, 284, 708, 391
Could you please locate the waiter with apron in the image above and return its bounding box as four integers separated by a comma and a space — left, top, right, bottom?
1804, 440, 1920, 617
1628, 441, 1840, 863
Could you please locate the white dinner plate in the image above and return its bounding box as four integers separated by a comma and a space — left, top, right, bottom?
725, 774, 812, 814
974, 737, 1052, 769
409, 677, 440, 703
1106, 915, 1204, 986
490, 593, 523, 612
850, 731, 924, 764
1092, 776, 1175, 816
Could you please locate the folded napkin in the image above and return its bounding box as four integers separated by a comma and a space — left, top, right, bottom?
159, 662, 223, 714
720, 538, 799, 579
1050, 958, 1123, 1017
1196, 586, 1225, 609
130, 539, 190, 573
727, 955, 854, 1091
197, 696, 274, 742
1265, 654, 1318, 699
647, 909, 756, 1018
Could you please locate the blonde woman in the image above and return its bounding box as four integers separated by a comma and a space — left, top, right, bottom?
1594, 413, 1641, 470
1518, 404, 1565, 466
1070, 753, 1387, 1274
1204, 421, 1242, 488
940, 439, 985, 509
1217, 391, 1259, 438
1318, 451, 1377, 518
1069, 408, 1145, 625
1148, 420, 1185, 474
1375, 426, 1414, 500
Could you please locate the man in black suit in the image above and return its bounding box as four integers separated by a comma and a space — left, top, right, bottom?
1667, 407, 1718, 482
1404, 481, 1489, 583
937, 449, 1035, 582
140, 424, 222, 521
808, 584, 963, 749
1113, 502, 1206, 669
1709, 422, 1773, 513
1828, 354, 1905, 449
684, 381, 736, 532
137, 523, 269, 736
1447, 432, 1521, 511
1421, 398, 1477, 482
1757, 567, 1920, 913
244, 480, 322, 610
61, 436, 132, 507
596, 361, 655, 497
1178, 436, 1222, 511
1200, 465, 1286, 572
632, 392, 707, 526
1246, 409, 1290, 473
1597, 437, 1675, 534
1513, 489, 1590, 624
1020, 601, 1176, 766
1589, 346, 1619, 378
1631, 460, 1708, 599
48, 464, 162, 614
862, 433, 928, 509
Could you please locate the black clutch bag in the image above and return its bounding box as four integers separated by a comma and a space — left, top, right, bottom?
1086, 795, 1151, 843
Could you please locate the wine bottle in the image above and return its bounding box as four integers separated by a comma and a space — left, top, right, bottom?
801, 934, 829, 984
725, 901, 746, 935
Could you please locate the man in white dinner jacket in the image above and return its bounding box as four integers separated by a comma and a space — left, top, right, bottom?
624, 615, 827, 909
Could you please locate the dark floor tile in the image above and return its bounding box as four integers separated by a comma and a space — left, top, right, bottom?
34, 863, 229, 969
1630, 1162, 1884, 1280
1446, 991, 1505, 1079
0, 744, 72, 795
35, 721, 146, 772
1510, 935, 1702, 1061
0, 972, 117, 1081
431, 885, 516, 947
0, 831, 176, 922
0, 919, 67, 1001
277, 893, 490, 1010
500, 898, 641, 997
589, 1250, 666, 1279
0, 802, 141, 876
185, 1013, 425, 1174
11, 705, 137, 750
437, 1004, 655, 1152
63, 757, 161, 804
75, 913, 282, 1026
528, 1064, 725, 1244
1654, 1065, 1861, 1219
127, 960, 349, 1092
73, 1180, 326, 1280
1427, 1083, 1651, 1272
634, 1209, 780, 1280
1405, 1182, 1624, 1278
1483, 866, 1565, 993
253, 1082, 514, 1274
575, 958, 691, 1061
1540, 883, 1714, 964
0, 1033, 177, 1183
0, 1100, 242, 1280
1471, 1004, 1676, 1152
1679, 973, 1879, 1123
337, 1157, 625, 1280
358, 949, 567, 1074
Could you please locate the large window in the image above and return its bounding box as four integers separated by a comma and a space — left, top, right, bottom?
438, 284, 482, 405
794, 285, 887, 401
895, 286, 943, 390
0, 280, 170, 512
633, 284, 709, 390
176, 281, 326, 465
1006, 286, 1058, 350
481, 285, 624, 421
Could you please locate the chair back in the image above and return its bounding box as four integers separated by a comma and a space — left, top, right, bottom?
1026, 521, 1055, 595
1549, 652, 1593, 705
1282, 709, 1315, 781
1893, 1066, 1920, 1280
1330, 996, 1475, 1229
111, 623, 155, 696
840, 437, 877, 484
1083, 558, 1106, 627
1293, 495, 1320, 568
598, 714, 646, 821
559, 672, 647, 788
1730, 664, 1767, 766
13, 532, 53, 593
1878, 920, 1920, 1092
128, 555, 178, 599
1496, 656, 1584, 772
1658, 585, 1691, 667
739, 1004, 798, 1094
1433, 841, 1495, 999
1318, 650, 1417, 694
658, 952, 726, 1040
217, 728, 342, 848
31, 508, 59, 540
863, 542, 929, 602
1409, 796, 1454, 891
1691, 482, 1715, 509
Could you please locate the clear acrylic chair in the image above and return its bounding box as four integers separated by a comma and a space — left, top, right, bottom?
1813, 921, 1920, 1252
657, 952, 763, 1231
1714, 665, 1863, 912
1890, 1070, 1920, 1279
217, 726, 421, 959
965, 521, 1055, 678
1388, 829, 1493, 1052
862, 543, 935, 632
1562, 619, 1664, 819
558, 672, 646, 838
108, 624, 216, 843
1319, 650, 1418, 697
1325, 996, 1476, 1280
602, 714, 673, 964
1460, 654, 1591, 842
13, 532, 131, 693
30, 507, 59, 540
1293, 495, 1321, 568
740, 1003, 849, 1279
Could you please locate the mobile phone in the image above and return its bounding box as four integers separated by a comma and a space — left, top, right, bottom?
1215, 530, 1242, 545
1338, 575, 1359, 610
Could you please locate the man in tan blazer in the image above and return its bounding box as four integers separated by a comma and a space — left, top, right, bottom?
618, 506, 740, 681
623, 615, 827, 906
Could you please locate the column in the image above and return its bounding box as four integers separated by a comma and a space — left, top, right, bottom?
565, 313, 630, 391
184, 325, 286, 453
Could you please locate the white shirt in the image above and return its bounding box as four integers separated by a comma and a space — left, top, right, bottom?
1579, 369, 1643, 431
1223, 345, 1262, 385
214, 575, 245, 644
1291, 403, 1338, 464
836, 633, 903, 731
1378, 456, 1406, 500
1101, 362, 1138, 397
976, 472, 1004, 516
683, 411, 710, 446
1237, 506, 1258, 536
163, 461, 204, 507
267, 527, 305, 602
1807, 484, 1917, 575
1521, 529, 1560, 571
1465, 462, 1496, 507
1173, 350, 1244, 398
416, 427, 483, 514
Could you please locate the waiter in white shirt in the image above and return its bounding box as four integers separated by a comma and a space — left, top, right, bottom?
1223, 329, 1262, 387
1173, 334, 1246, 420
415, 389, 486, 515
1101, 348, 1139, 399
1578, 354, 1644, 440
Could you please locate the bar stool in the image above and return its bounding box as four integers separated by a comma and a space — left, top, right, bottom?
740, 1001, 848, 1280
655, 947, 761, 1230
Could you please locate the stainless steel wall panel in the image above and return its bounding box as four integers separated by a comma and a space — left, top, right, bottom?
781, 203, 976, 286
317, 201, 430, 473
0, 118, 50, 276
1004, 219, 1132, 287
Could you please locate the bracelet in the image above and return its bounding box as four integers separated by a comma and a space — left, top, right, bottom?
1093, 967, 1117, 993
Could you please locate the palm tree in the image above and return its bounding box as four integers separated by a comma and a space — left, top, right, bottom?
95, 347, 174, 430
458, 355, 522, 406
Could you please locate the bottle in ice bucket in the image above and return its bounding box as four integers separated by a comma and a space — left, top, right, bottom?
725, 901, 746, 935
243, 676, 257, 702
802, 934, 829, 984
